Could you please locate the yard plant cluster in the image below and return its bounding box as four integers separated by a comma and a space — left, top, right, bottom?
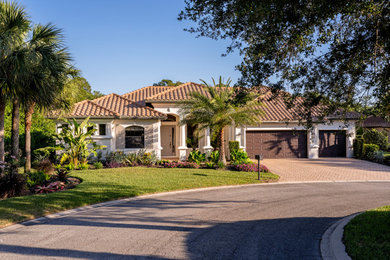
353, 129, 390, 166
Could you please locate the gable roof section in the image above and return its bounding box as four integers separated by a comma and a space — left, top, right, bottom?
49, 93, 167, 119
48, 100, 119, 118
362, 116, 390, 128
92, 93, 166, 119
146, 82, 208, 102
122, 85, 174, 105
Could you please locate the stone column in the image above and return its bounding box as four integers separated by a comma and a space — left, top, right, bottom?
308, 125, 319, 159
203, 127, 213, 155
178, 124, 188, 161
156, 121, 162, 159
346, 123, 355, 158
241, 127, 246, 151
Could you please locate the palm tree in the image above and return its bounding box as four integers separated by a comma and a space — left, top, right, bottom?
179, 77, 264, 164
0, 2, 30, 161
20, 24, 71, 172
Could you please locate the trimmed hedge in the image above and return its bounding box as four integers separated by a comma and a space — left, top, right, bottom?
363, 129, 389, 151
353, 138, 364, 158
229, 141, 240, 154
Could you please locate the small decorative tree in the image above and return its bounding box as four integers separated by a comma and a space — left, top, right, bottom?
41, 117, 105, 169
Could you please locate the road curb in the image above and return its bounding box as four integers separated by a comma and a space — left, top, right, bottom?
1, 181, 385, 232
320, 212, 361, 260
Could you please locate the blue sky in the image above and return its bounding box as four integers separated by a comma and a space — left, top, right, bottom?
20, 0, 242, 95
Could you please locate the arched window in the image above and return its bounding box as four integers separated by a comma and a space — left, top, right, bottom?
125, 126, 144, 148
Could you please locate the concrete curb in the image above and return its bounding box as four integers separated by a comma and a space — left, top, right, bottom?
321, 212, 361, 260
1, 180, 386, 232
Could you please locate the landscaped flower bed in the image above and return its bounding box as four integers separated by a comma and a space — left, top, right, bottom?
230, 163, 269, 172
161, 161, 200, 169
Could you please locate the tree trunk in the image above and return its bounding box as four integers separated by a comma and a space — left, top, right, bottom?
24, 102, 35, 173
219, 127, 227, 164
0, 94, 5, 162
11, 97, 20, 161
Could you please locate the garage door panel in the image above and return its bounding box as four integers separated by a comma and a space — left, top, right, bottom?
319, 130, 346, 157
246, 131, 307, 159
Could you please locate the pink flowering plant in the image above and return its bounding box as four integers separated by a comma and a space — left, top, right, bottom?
230, 162, 269, 172
34, 181, 65, 194
162, 161, 200, 169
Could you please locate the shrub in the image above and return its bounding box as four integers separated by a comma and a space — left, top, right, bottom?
27, 170, 51, 188
384, 155, 390, 166
35, 181, 65, 194
33, 159, 54, 174
138, 151, 158, 166
64, 163, 75, 171
205, 162, 216, 169
105, 161, 126, 168
106, 151, 127, 164
56, 168, 70, 182
363, 129, 389, 151
373, 150, 384, 163
231, 163, 270, 172
93, 162, 103, 169
229, 141, 240, 155
362, 144, 380, 160
353, 138, 364, 158
0, 161, 26, 199
161, 161, 199, 168
208, 150, 220, 164
230, 149, 251, 164
125, 152, 138, 166
217, 161, 225, 169
79, 163, 89, 170
188, 150, 206, 164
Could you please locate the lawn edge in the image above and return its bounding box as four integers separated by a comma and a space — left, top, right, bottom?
320, 212, 362, 260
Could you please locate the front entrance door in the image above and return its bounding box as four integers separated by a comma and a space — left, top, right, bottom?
161, 125, 176, 156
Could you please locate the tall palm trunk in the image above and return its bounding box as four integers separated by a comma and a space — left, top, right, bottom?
0, 94, 5, 162
11, 97, 20, 160
24, 101, 35, 173
219, 127, 226, 164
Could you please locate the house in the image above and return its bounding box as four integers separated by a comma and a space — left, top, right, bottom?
50, 82, 358, 160
362, 116, 390, 140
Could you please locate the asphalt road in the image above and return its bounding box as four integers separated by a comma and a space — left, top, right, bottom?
1, 182, 390, 259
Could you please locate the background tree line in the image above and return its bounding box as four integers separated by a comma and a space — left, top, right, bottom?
179, 0, 390, 125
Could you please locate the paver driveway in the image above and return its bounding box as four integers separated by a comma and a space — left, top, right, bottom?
263, 158, 390, 182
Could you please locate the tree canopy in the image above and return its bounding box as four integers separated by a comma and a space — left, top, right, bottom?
153, 79, 183, 86
179, 1, 390, 121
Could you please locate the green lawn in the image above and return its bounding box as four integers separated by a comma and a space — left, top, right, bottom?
343, 205, 390, 259
0, 167, 278, 228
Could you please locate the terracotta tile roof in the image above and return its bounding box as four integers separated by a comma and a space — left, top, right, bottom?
47, 100, 119, 118
146, 82, 208, 102
362, 116, 390, 128
146, 83, 358, 122
49, 94, 167, 119
49, 82, 358, 122
92, 93, 167, 119
122, 86, 174, 105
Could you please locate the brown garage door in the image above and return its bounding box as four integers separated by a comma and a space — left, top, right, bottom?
246, 130, 308, 159
319, 130, 346, 157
